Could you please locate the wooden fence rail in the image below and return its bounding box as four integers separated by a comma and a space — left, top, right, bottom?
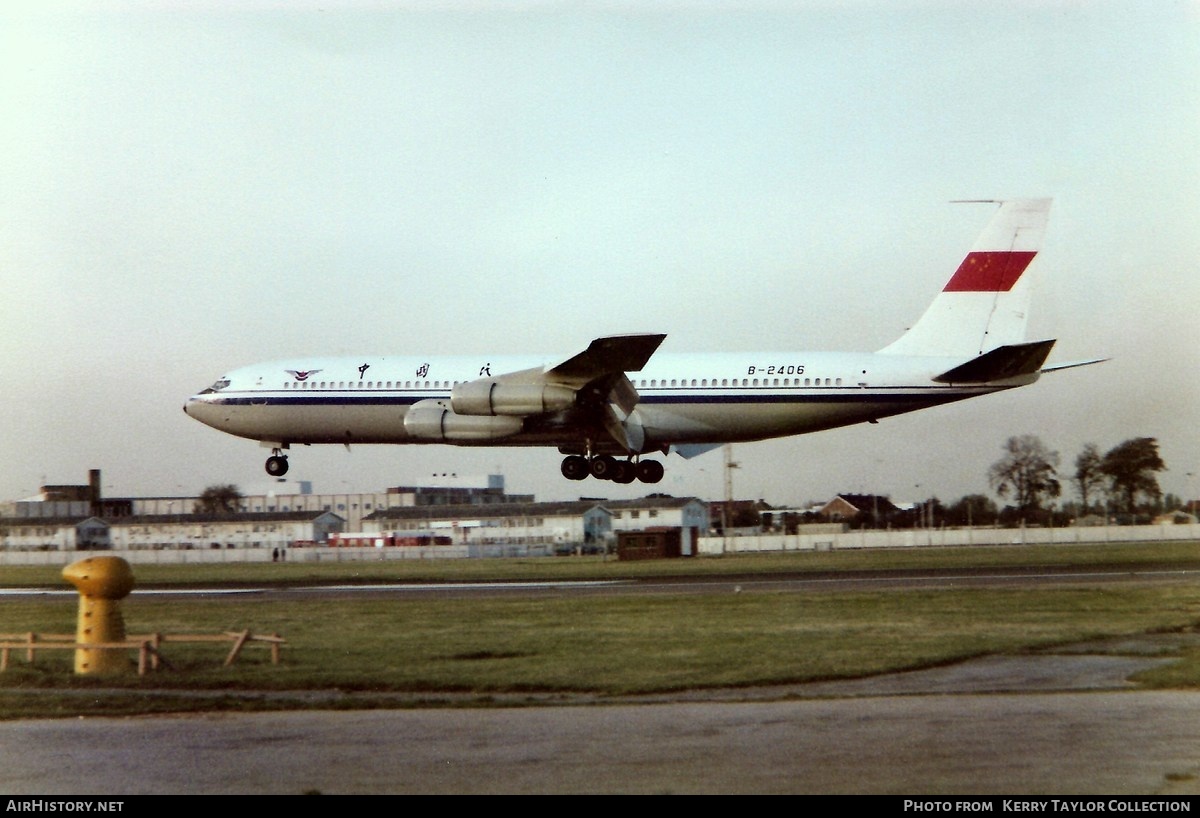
0, 630, 285, 676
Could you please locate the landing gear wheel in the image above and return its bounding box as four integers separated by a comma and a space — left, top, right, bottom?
265, 455, 289, 477
561, 455, 589, 481
636, 460, 664, 484
612, 460, 636, 484
590, 455, 618, 480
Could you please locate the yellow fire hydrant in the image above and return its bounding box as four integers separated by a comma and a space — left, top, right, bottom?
61, 556, 136, 675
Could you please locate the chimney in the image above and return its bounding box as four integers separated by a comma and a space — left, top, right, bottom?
89, 469, 101, 509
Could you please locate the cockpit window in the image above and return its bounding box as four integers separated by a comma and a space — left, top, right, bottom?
200, 378, 231, 395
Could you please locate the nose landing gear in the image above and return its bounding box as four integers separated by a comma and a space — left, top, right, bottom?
265, 450, 289, 477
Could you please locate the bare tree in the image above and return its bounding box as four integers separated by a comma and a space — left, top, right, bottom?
988, 435, 1061, 515
1073, 443, 1107, 514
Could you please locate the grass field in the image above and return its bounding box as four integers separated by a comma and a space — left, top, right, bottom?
1, 541, 1199, 719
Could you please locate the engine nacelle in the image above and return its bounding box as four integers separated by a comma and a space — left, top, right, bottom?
450, 380, 576, 417
404, 399, 523, 441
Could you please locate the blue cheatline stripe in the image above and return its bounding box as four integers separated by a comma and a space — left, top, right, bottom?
207, 386, 985, 409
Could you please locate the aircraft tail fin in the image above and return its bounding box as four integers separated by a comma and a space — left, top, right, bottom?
879, 198, 1052, 358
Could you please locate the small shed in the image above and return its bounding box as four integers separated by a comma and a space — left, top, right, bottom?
617, 528, 685, 561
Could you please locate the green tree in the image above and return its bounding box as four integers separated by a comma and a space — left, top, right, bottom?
943, 494, 999, 527
194, 484, 243, 514
988, 435, 1061, 515
1073, 443, 1106, 514
1100, 437, 1166, 515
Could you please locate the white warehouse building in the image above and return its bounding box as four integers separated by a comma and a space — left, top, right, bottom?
363, 501, 613, 549
0, 511, 345, 554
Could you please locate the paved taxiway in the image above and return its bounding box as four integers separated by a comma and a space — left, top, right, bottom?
3, 688, 1200, 795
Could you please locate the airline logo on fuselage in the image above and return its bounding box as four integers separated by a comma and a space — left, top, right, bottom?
286, 369, 322, 381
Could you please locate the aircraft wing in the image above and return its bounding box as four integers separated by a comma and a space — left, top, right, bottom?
546, 334, 667, 385
446, 334, 666, 449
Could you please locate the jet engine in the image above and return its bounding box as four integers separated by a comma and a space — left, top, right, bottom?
450, 380, 575, 416
404, 399, 523, 441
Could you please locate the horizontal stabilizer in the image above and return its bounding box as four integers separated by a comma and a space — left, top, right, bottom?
933, 339, 1056, 384
1041, 357, 1111, 374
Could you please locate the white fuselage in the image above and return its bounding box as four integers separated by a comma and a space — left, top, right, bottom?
184, 349, 1033, 454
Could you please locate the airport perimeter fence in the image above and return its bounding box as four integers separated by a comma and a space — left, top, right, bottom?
0, 524, 1197, 567
698, 522, 1200, 555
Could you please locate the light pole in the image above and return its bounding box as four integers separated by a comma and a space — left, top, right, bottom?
722, 445, 738, 555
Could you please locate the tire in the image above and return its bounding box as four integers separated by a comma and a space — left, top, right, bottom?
590, 455, 618, 480
612, 461, 636, 484
637, 460, 665, 484
265, 455, 289, 477
560, 455, 589, 480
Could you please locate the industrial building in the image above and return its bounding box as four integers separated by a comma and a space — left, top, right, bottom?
0, 469, 708, 559
362, 501, 613, 550
0, 511, 345, 553
603, 497, 708, 556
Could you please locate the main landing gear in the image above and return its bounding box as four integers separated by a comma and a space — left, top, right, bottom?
560, 455, 664, 484
265, 450, 289, 477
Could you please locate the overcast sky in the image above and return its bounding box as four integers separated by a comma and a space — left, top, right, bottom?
2, 1, 1197, 509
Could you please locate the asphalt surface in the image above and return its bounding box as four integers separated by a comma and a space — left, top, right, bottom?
4, 638, 1200, 795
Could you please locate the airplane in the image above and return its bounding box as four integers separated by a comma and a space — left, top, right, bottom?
185, 198, 1102, 485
